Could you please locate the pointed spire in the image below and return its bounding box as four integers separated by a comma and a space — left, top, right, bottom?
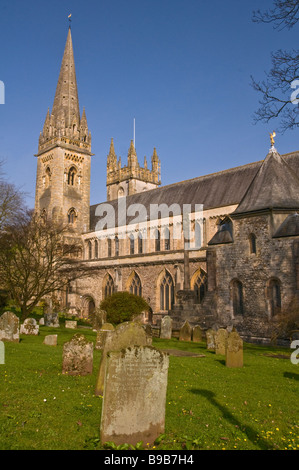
107, 138, 117, 171
51, 28, 80, 130
128, 140, 138, 167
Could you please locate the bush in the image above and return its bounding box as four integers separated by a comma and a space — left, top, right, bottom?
100, 292, 150, 325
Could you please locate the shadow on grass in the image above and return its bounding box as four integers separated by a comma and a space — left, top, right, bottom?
284, 371, 299, 381
189, 389, 274, 450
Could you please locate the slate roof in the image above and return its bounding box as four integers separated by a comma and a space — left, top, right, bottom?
273, 213, 299, 238
89, 150, 299, 232
232, 148, 299, 216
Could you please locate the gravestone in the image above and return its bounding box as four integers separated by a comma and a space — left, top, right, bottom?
0, 311, 20, 343
92, 308, 107, 331
226, 330, 243, 368
65, 320, 77, 329
179, 320, 192, 342
192, 325, 204, 343
62, 334, 93, 376
20, 318, 39, 335
43, 334, 58, 346
100, 345, 169, 446
39, 318, 45, 326
95, 321, 148, 396
160, 315, 172, 339
44, 312, 59, 327
206, 329, 216, 350
215, 328, 228, 355
95, 323, 115, 350
144, 324, 153, 345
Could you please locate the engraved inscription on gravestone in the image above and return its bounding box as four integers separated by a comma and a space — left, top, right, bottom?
100, 346, 169, 446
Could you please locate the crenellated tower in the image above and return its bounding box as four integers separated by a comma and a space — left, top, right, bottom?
106, 138, 161, 201
35, 27, 92, 233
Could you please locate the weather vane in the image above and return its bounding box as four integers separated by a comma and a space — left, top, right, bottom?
68, 13, 72, 27
270, 131, 276, 147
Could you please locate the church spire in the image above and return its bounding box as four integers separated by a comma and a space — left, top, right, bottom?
51, 27, 80, 129
38, 27, 91, 153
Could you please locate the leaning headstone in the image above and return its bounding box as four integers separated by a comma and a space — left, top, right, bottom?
215, 328, 228, 355
179, 321, 192, 342
62, 334, 93, 376
65, 320, 77, 329
0, 312, 20, 343
92, 308, 107, 331
43, 334, 58, 346
100, 345, 169, 446
20, 318, 39, 335
192, 325, 204, 343
95, 323, 115, 350
95, 321, 148, 396
44, 312, 59, 327
206, 329, 216, 351
226, 330, 243, 368
160, 315, 172, 339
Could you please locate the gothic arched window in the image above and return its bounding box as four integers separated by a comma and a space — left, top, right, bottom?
268, 278, 282, 317
68, 208, 77, 224
130, 234, 135, 255
138, 233, 143, 254
129, 272, 142, 297
68, 166, 77, 186
45, 167, 51, 188
249, 233, 257, 254
164, 228, 170, 251
155, 229, 161, 252
87, 240, 92, 260
193, 270, 207, 303
231, 279, 244, 316
107, 238, 112, 257
103, 274, 114, 299
160, 271, 174, 311
94, 239, 98, 259
115, 236, 119, 257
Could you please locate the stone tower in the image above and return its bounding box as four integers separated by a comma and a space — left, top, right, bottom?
35, 27, 92, 233
106, 138, 161, 201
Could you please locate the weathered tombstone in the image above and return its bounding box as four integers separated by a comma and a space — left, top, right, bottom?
192, 325, 204, 343
95, 323, 115, 350
95, 321, 148, 396
215, 328, 228, 355
44, 312, 60, 327
20, 318, 39, 335
226, 330, 243, 368
92, 308, 107, 331
0, 312, 20, 343
43, 334, 58, 346
206, 329, 216, 351
100, 345, 169, 446
39, 317, 45, 326
179, 320, 192, 342
62, 334, 93, 376
65, 320, 77, 329
160, 315, 172, 339
144, 324, 153, 345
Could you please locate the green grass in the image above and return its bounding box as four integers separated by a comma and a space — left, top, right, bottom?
0, 326, 298, 450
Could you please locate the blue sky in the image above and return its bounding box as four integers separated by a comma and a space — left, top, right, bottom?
0, 0, 298, 207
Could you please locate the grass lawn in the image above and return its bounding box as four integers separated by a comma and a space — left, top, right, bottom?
0, 324, 298, 450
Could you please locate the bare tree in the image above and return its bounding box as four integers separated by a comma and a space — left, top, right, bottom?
0, 211, 89, 320
252, 0, 299, 133
0, 160, 25, 230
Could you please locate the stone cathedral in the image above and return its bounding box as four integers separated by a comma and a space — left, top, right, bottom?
35, 28, 299, 344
